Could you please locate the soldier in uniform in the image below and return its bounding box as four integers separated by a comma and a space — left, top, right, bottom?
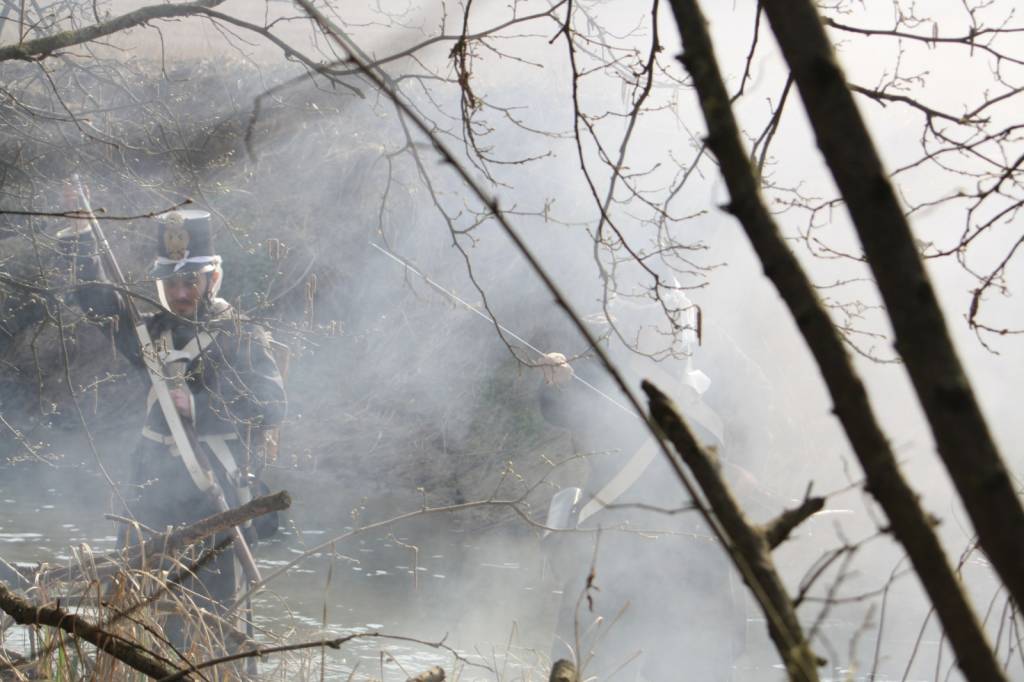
59, 207, 286, 649
537, 293, 749, 682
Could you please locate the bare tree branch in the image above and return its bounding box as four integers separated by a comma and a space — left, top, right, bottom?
643, 380, 821, 682
41, 490, 291, 584
668, 0, 1007, 679
762, 0, 1024, 623
0, 0, 228, 62
761, 493, 825, 550
0, 581, 185, 680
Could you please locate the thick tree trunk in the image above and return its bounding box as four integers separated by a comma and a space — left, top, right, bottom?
757, 0, 1024, 617
666, 1, 1006, 680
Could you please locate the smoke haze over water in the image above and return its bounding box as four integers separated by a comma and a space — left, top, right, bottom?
0, 1, 1022, 680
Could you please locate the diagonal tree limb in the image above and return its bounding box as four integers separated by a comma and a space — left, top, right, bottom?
667, 1, 1006, 680
644, 381, 822, 682
0, 0, 227, 62
40, 490, 291, 584
0, 581, 185, 680
3, 494, 290, 677
760, 0, 1024, 628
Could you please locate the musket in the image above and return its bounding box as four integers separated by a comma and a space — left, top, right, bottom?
70, 176, 262, 588
368, 242, 634, 415
368, 242, 773, 531
369, 242, 711, 526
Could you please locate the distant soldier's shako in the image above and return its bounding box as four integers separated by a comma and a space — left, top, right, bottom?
151, 209, 220, 278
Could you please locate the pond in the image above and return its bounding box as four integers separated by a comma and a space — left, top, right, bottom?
0, 458, 952, 681
0, 461, 562, 680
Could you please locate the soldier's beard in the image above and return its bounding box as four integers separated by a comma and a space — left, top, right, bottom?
157, 279, 210, 319
171, 299, 199, 317
156, 267, 221, 318
171, 293, 217, 319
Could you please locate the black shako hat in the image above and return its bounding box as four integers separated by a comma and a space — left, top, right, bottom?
149, 209, 220, 279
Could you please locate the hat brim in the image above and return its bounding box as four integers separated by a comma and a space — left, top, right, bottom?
150, 262, 218, 279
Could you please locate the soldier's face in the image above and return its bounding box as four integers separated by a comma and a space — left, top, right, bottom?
161, 272, 208, 317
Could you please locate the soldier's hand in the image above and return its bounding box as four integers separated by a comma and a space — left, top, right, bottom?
169, 388, 192, 418
540, 352, 574, 386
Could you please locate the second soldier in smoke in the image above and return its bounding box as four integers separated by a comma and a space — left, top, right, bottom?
536, 292, 750, 682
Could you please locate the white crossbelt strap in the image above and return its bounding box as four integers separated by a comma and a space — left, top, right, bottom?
576, 362, 726, 525
577, 439, 660, 524
205, 435, 253, 508
138, 327, 219, 491
143, 328, 219, 416
138, 324, 210, 491
140, 327, 254, 508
